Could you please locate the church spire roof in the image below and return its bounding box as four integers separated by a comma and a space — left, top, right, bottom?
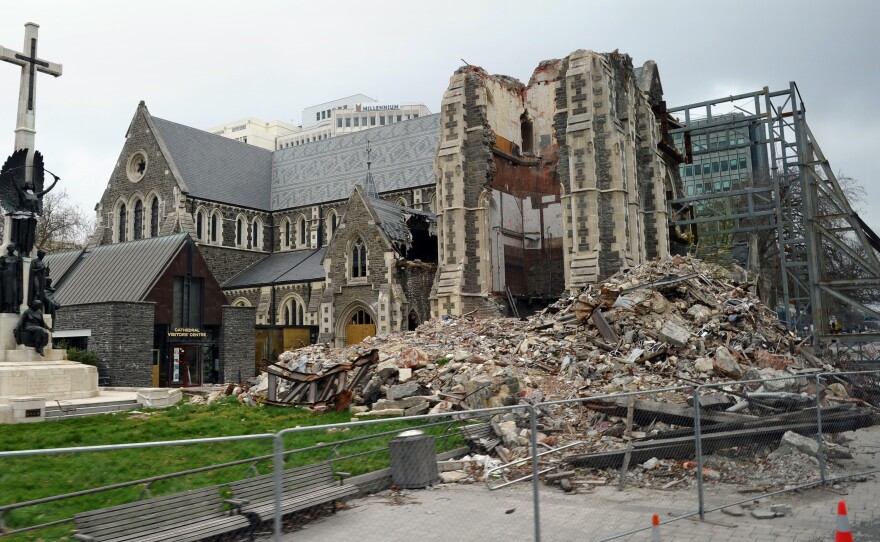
363, 141, 378, 199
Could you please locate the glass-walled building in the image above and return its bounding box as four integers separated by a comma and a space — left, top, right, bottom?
673, 112, 767, 196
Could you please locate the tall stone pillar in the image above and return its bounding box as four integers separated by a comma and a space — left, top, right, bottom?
558, 51, 651, 290
431, 69, 495, 317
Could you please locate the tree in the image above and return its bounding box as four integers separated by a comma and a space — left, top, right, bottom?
0, 188, 94, 253
750, 170, 880, 331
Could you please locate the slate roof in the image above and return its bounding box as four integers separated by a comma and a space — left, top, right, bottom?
271, 114, 440, 210
223, 247, 326, 289
52, 233, 188, 305
44, 248, 86, 288
152, 117, 273, 210
369, 196, 436, 248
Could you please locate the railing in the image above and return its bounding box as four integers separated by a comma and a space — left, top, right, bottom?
1, 371, 878, 541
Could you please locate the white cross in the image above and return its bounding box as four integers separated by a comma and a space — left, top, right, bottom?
0, 22, 62, 153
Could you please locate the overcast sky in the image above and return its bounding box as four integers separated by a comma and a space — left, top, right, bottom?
1, 0, 878, 231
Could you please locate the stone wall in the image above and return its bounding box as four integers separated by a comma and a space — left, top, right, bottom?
432, 67, 497, 317
322, 191, 387, 341
219, 305, 255, 383
434, 51, 677, 313
187, 199, 272, 253
199, 245, 266, 285
224, 287, 261, 308
272, 283, 319, 325
271, 185, 437, 254
397, 262, 436, 325
89, 102, 182, 246
55, 302, 155, 387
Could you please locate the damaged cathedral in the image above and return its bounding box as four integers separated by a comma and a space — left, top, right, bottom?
48, 49, 682, 387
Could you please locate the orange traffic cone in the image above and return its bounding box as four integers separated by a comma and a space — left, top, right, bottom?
651, 513, 661, 541
836, 500, 853, 542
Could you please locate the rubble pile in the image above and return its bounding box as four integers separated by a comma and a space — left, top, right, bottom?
239, 256, 880, 491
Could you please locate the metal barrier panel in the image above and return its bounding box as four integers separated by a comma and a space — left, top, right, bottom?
273, 406, 539, 542
2, 371, 877, 541
818, 370, 880, 486
533, 387, 699, 542
694, 374, 827, 515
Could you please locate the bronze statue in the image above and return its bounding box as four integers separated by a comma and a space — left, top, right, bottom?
43, 277, 60, 323
29, 249, 49, 306
0, 149, 59, 255
0, 244, 22, 313
15, 299, 52, 356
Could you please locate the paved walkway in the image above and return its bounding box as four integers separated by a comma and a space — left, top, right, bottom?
252, 426, 880, 541
253, 473, 877, 542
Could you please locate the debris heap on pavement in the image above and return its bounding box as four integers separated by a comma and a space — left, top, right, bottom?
238, 256, 880, 491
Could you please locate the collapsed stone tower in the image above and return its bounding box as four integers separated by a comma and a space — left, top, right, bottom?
431, 50, 682, 317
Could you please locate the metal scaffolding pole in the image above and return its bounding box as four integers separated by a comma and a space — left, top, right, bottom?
666, 83, 880, 364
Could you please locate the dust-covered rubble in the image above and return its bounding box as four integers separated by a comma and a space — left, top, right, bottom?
236, 256, 880, 492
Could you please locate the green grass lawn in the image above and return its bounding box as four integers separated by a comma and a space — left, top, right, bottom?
0, 397, 466, 542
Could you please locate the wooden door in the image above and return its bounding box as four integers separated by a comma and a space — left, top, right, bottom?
283, 328, 311, 351
345, 309, 375, 345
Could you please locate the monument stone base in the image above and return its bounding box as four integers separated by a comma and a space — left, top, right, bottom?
0, 396, 46, 424
0, 313, 99, 411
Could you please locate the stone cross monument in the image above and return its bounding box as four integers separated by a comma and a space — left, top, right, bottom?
0, 22, 62, 158
0, 23, 96, 421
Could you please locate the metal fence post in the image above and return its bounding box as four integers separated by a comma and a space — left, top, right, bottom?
692, 387, 705, 520
815, 374, 826, 484
529, 405, 541, 542
273, 434, 284, 542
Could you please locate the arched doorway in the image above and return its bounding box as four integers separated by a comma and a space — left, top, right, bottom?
345, 308, 375, 345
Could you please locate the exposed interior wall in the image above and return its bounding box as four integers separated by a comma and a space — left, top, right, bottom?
433, 50, 678, 316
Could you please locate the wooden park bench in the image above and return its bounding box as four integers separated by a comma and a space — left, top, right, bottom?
71, 484, 252, 542
226, 461, 357, 525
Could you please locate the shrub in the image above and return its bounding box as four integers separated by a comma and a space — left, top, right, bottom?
65, 346, 101, 367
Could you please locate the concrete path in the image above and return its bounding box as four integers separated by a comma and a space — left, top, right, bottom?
253, 474, 877, 542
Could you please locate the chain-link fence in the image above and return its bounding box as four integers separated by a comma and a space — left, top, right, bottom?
2, 371, 878, 541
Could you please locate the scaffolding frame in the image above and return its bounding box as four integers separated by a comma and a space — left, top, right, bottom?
667, 83, 880, 362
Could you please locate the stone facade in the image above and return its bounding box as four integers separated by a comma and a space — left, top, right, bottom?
200, 245, 267, 285
55, 302, 155, 387
83, 56, 677, 367
397, 262, 435, 327
219, 306, 256, 382
319, 187, 437, 346
89, 103, 180, 246
432, 51, 680, 317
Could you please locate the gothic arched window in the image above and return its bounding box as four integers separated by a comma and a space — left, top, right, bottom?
351, 238, 367, 278
281, 297, 304, 325
133, 200, 143, 240
150, 198, 159, 237
252, 218, 263, 250
326, 211, 338, 244
196, 209, 205, 240
236, 217, 244, 247
118, 204, 127, 242
298, 216, 307, 247
211, 213, 218, 243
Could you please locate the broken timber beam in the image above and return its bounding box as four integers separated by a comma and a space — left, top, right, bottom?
584, 396, 754, 427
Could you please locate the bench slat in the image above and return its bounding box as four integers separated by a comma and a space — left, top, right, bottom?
243, 485, 358, 521
73, 486, 235, 542
76, 491, 225, 534
99, 515, 251, 542
73, 461, 350, 541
